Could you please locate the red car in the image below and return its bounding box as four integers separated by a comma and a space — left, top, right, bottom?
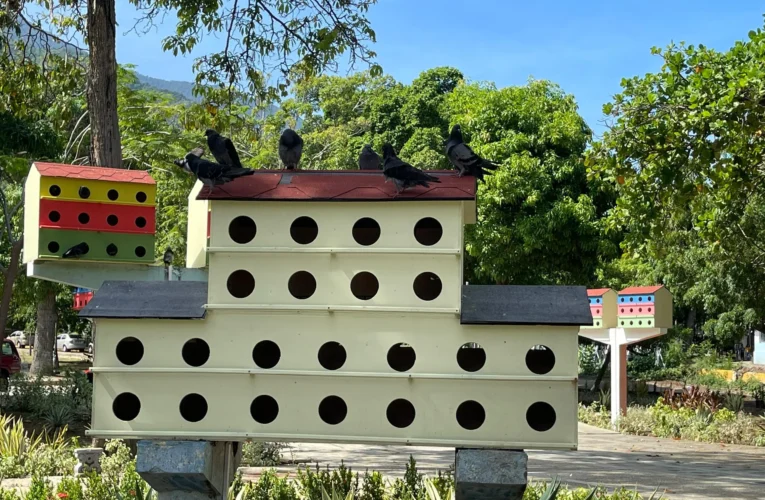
1, 339, 22, 389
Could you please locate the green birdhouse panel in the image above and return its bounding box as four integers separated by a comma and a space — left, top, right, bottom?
39, 228, 155, 263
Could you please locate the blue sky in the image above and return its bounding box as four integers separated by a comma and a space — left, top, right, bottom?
115, 0, 765, 136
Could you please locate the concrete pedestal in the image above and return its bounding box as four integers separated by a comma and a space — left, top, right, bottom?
136, 440, 241, 500
454, 448, 527, 500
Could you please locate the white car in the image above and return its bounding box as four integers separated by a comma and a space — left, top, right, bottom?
56, 333, 88, 352
8, 331, 28, 348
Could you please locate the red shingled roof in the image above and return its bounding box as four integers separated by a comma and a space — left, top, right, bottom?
619, 285, 664, 295
196, 170, 476, 201
34, 163, 155, 185
587, 288, 611, 296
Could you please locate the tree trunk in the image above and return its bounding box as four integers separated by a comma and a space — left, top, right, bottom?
87, 0, 122, 168
591, 346, 611, 392
30, 288, 57, 376
0, 240, 22, 339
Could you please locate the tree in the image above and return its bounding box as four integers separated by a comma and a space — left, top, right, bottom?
588, 26, 765, 345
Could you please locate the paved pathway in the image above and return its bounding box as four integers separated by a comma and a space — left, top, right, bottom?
245, 424, 765, 500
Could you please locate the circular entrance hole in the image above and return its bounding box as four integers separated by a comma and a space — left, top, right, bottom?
180, 393, 207, 422
414, 217, 442, 246
352, 218, 381, 246
78, 213, 90, 224
456, 400, 485, 430
413, 272, 442, 301
47, 241, 59, 253
107, 189, 119, 201
525, 345, 555, 375
134, 246, 146, 258
387, 399, 415, 428
106, 244, 118, 256
135, 216, 147, 228
252, 340, 280, 369
48, 211, 60, 223
457, 343, 486, 372
319, 396, 347, 425
107, 214, 119, 226
290, 216, 318, 244
387, 343, 416, 372
318, 341, 346, 370
136, 191, 147, 203
78, 186, 91, 199
49, 185, 61, 196
182, 338, 210, 367
526, 402, 556, 432
288, 271, 316, 299
229, 216, 257, 244
227, 270, 255, 298
113, 392, 140, 421
251, 395, 279, 424
350, 272, 379, 300
116, 337, 144, 365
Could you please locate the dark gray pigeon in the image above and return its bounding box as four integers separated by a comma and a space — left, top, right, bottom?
278, 128, 303, 169
358, 144, 381, 170
174, 148, 254, 194
444, 124, 499, 181
205, 129, 243, 169
382, 143, 440, 193
62, 242, 89, 259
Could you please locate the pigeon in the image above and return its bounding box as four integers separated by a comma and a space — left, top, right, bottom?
62, 242, 89, 259
163, 247, 174, 265
358, 144, 381, 170
444, 124, 499, 181
278, 128, 303, 170
205, 129, 243, 169
174, 148, 255, 194
382, 143, 441, 193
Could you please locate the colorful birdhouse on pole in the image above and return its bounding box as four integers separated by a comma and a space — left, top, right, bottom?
23, 163, 156, 264
582, 288, 617, 329
617, 285, 673, 329
73, 287, 94, 311
81, 170, 592, 451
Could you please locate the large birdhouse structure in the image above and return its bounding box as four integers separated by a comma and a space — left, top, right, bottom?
82, 170, 591, 451
24, 163, 156, 264
617, 285, 672, 329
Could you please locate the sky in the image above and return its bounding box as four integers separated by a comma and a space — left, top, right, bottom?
114, 0, 765, 136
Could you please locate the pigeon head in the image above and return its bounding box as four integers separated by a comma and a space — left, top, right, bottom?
204, 129, 217, 138
280, 128, 300, 146
362, 144, 374, 153
381, 143, 396, 159
449, 124, 463, 141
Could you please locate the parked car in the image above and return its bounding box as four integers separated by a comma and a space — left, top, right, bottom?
56, 333, 88, 352
1, 339, 22, 390
8, 331, 28, 348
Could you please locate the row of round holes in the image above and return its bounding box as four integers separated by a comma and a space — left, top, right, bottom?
620, 307, 652, 314
112, 392, 556, 432
227, 270, 443, 302
47, 211, 147, 229
619, 296, 653, 303
229, 216, 444, 247
46, 241, 147, 258
620, 319, 653, 326
48, 185, 149, 203
115, 337, 556, 375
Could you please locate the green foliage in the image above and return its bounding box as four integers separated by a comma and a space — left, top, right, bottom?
0, 414, 74, 479
1, 372, 91, 428
56, 476, 86, 500
241, 441, 284, 467
724, 392, 745, 413
24, 474, 53, 500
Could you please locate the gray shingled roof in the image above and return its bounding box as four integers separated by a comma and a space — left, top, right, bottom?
460, 285, 592, 326
79, 281, 207, 319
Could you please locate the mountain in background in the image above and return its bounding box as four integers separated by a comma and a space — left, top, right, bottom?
135, 73, 198, 102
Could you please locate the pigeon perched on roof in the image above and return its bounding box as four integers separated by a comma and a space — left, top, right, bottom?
205, 129, 243, 169
278, 128, 303, 170
444, 125, 499, 181
62, 242, 89, 259
358, 145, 381, 170
382, 143, 441, 193
174, 148, 254, 194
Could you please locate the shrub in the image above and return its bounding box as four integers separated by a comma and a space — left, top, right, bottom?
0, 414, 75, 478
241, 441, 284, 467
56, 476, 85, 500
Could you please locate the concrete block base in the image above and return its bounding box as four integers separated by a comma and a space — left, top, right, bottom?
455, 448, 528, 500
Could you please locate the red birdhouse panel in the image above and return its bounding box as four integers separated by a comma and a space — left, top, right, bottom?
40, 199, 156, 235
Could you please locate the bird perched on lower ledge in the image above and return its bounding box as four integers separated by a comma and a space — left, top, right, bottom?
382, 143, 441, 194
174, 147, 255, 194
279, 128, 304, 170
444, 124, 499, 181
62, 242, 89, 259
